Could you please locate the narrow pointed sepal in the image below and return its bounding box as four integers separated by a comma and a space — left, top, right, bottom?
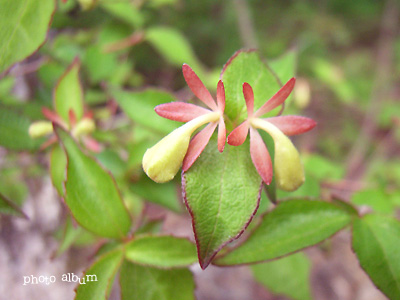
216, 80, 225, 112
42, 108, 66, 127
155, 102, 210, 122
227, 121, 249, 146
243, 82, 254, 117
182, 122, 218, 171
249, 128, 273, 185
266, 116, 316, 136
182, 64, 218, 111
254, 78, 296, 117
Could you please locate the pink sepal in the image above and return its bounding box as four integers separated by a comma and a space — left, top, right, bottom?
182, 122, 218, 171
227, 121, 249, 146
40, 135, 57, 151
216, 80, 225, 112
250, 128, 273, 185
42, 108, 65, 126
243, 83, 254, 117
83, 137, 102, 153
254, 78, 296, 117
182, 64, 218, 111
155, 102, 210, 122
69, 109, 77, 127
266, 116, 316, 136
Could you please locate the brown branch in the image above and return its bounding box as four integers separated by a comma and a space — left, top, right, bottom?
233, 0, 258, 49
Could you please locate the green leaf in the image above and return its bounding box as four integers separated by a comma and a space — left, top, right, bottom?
221, 49, 281, 121
146, 27, 205, 75
95, 149, 126, 179
252, 252, 312, 300
75, 248, 124, 300
0, 105, 41, 150
100, 2, 144, 28
54, 58, 84, 123
50, 144, 67, 196
113, 88, 180, 135
56, 127, 131, 239
120, 260, 195, 300
82, 45, 119, 84
0, 191, 28, 219
125, 235, 197, 268
351, 188, 395, 214
215, 200, 352, 265
129, 175, 181, 212
352, 214, 400, 299
183, 138, 262, 269
0, 0, 55, 74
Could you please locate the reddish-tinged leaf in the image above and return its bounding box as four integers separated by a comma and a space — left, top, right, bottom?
55, 126, 131, 239
183, 139, 262, 269
227, 121, 249, 146
266, 116, 316, 136
182, 122, 218, 171
155, 102, 210, 122
216, 80, 225, 112
53, 57, 84, 123
182, 64, 218, 111
254, 78, 296, 117
250, 128, 272, 185
0, 0, 55, 74
217, 118, 226, 153
243, 83, 254, 117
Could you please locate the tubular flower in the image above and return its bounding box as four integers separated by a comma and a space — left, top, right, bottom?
227, 78, 316, 191
142, 64, 226, 183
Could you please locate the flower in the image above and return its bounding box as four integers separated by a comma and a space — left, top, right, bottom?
142, 64, 226, 183
227, 78, 316, 191
29, 107, 100, 152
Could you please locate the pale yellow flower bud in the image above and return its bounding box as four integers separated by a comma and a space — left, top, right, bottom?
143, 112, 219, 183
251, 118, 305, 191
72, 118, 96, 138
77, 0, 98, 10
28, 121, 53, 138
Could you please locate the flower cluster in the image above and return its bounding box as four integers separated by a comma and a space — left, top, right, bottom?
142, 64, 316, 190
228, 79, 316, 191
143, 64, 225, 183
29, 108, 100, 152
